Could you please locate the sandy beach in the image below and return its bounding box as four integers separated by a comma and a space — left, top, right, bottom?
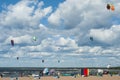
0, 75, 120, 80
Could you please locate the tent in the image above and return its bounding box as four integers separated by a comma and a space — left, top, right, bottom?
81, 68, 89, 77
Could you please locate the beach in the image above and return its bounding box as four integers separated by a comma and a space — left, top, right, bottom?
0, 75, 120, 80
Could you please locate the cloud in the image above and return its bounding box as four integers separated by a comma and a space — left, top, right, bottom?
0, 0, 120, 67
0, 0, 52, 29
48, 0, 120, 48
48, 0, 114, 29
90, 25, 120, 45
25, 35, 78, 52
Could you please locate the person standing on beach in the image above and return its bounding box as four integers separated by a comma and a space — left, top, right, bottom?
57, 72, 60, 78
16, 77, 18, 80
0, 74, 3, 78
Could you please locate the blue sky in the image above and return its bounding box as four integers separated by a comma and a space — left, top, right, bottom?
0, 0, 120, 67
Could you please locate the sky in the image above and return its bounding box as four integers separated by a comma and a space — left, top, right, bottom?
0, 0, 120, 67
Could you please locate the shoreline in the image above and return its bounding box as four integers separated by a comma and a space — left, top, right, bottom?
0, 75, 120, 80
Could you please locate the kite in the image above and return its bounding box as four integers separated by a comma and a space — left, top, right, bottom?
110, 5, 115, 11
106, 4, 111, 10
107, 64, 111, 68
49, 69, 55, 75
42, 60, 44, 63
33, 36, 37, 41
58, 60, 60, 63
11, 40, 14, 46
43, 68, 49, 75
17, 57, 19, 60
90, 37, 93, 41
106, 4, 115, 11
